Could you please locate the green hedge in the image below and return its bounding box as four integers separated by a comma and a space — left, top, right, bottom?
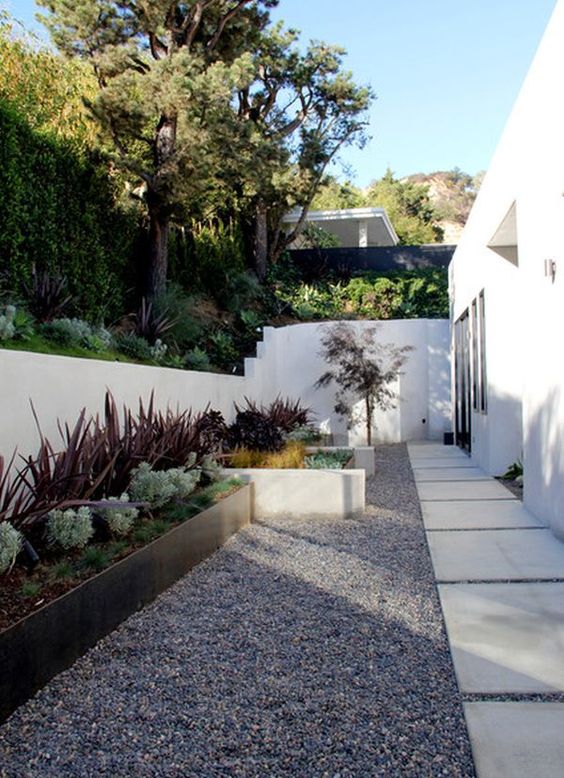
0, 101, 141, 321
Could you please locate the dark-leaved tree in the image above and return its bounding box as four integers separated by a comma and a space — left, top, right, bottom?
316, 322, 413, 445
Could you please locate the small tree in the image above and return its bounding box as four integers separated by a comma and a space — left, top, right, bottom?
315, 322, 413, 445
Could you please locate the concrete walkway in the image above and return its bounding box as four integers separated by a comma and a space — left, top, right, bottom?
409, 442, 564, 778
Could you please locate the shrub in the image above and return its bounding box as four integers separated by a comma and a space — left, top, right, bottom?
0, 521, 22, 574
185, 346, 211, 371
200, 455, 223, 484
228, 408, 284, 453
133, 298, 175, 344
286, 425, 324, 444
81, 545, 111, 572
0, 304, 16, 340
265, 397, 311, 432
114, 332, 153, 361
41, 317, 114, 352
99, 493, 139, 537
22, 270, 72, 323
41, 317, 93, 347
209, 330, 238, 368
304, 450, 352, 469
129, 463, 201, 508
47, 507, 94, 550
149, 339, 168, 362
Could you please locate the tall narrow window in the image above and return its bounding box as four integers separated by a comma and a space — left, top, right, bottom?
471, 298, 479, 410
479, 290, 487, 412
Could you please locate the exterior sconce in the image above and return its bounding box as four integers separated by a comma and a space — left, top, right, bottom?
544, 259, 557, 283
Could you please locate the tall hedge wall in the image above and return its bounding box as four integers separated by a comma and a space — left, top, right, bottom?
0, 101, 142, 321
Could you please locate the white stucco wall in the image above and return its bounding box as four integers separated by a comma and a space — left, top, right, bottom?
250, 320, 450, 445
450, 0, 564, 537
0, 319, 450, 465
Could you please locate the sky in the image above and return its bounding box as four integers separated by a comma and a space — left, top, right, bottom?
4, 0, 558, 187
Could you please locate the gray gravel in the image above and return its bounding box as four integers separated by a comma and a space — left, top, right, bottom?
0, 444, 475, 777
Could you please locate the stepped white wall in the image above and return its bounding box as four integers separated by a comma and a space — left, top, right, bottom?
0, 319, 450, 464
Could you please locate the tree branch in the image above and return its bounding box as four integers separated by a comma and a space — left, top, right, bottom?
207, 0, 253, 52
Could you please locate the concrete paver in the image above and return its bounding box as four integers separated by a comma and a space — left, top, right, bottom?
414, 467, 490, 482
464, 702, 564, 778
421, 499, 543, 531
416, 480, 516, 501
427, 528, 564, 581
438, 582, 564, 693
411, 457, 477, 469
409, 441, 564, 776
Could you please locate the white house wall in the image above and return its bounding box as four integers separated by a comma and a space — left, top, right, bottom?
450, 0, 564, 536
0, 319, 450, 465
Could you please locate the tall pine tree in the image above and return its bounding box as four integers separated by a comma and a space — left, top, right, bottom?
37, 0, 277, 299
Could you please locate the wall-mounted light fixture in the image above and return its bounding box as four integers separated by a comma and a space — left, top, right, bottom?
544, 258, 557, 283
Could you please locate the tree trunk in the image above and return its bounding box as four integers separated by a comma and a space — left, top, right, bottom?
147, 200, 169, 301
365, 395, 373, 446
254, 200, 268, 282
146, 113, 177, 301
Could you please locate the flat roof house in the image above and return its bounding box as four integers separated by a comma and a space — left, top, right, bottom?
282, 207, 399, 248
450, 0, 564, 539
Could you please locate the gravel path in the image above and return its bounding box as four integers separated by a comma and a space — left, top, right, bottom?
0, 444, 475, 777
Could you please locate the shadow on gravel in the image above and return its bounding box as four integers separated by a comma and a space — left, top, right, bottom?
0, 546, 475, 778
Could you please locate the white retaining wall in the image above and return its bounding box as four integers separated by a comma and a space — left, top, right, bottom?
0, 318, 450, 463
251, 320, 451, 445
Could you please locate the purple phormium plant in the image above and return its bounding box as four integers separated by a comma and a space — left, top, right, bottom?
132, 298, 175, 344
22, 269, 72, 322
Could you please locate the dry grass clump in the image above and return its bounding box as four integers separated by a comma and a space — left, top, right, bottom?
230, 442, 306, 469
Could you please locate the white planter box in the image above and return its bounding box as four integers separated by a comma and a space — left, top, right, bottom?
223, 467, 365, 520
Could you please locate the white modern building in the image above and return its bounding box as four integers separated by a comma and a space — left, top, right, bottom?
450, 0, 564, 538
282, 207, 398, 248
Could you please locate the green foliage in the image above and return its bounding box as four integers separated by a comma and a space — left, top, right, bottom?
301, 224, 341, 249
209, 330, 238, 370
47, 507, 94, 550
190, 221, 247, 301
0, 521, 22, 574
0, 305, 16, 341
364, 169, 443, 244
113, 332, 153, 362
286, 426, 325, 445
50, 560, 74, 581
21, 580, 42, 599
99, 494, 139, 537
310, 178, 364, 210
41, 317, 113, 352
184, 346, 212, 372
503, 460, 524, 480
80, 545, 112, 572
129, 463, 201, 509
153, 283, 204, 352
0, 13, 98, 149
304, 450, 352, 469
0, 102, 139, 322
273, 266, 448, 321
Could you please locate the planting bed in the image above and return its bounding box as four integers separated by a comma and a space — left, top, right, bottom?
0, 479, 242, 633
0, 484, 251, 724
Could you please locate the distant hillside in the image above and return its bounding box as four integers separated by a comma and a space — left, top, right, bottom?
404, 169, 484, 244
